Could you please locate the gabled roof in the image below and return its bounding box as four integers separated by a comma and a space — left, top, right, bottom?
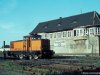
30, 11, 100, 34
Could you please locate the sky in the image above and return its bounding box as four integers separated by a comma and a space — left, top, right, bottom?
0, 0, 100, 47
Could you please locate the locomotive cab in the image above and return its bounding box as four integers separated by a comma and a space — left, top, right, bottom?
23, 34, 54, 59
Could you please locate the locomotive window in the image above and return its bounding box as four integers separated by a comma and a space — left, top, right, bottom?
37, 37, 40, 39
32, 36, 41, 40
32, 37, 36, 39
23, 37, 26, 40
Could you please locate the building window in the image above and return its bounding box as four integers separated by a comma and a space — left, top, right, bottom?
54, 33, 56, 38
68, 31, 71, 37
50, 33, 52, 38
98, 28, 100, 34
76, 30, 79, 36
68, 32, 70, 37
63, 31, 67, 37
45, 34, 47, 38
80, 30, 82, 35
95, 27, 100, 35
89, 28, 94, 35
57, 32, 61, 38
84, 29, 86, 35
96, 28, 98, 34
84, 28, 88, 35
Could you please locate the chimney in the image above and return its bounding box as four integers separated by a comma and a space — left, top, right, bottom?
3, 41, 5, 48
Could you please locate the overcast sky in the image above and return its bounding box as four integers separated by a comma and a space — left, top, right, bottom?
0, 0, 100, 46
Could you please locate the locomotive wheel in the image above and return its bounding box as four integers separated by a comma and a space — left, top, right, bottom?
4, 53, 7, 59
18, 55, 23, 60
3, 51, 7, 59
34, 55, 38, 59
26, 55, 32, 60
28, 55, 32, 60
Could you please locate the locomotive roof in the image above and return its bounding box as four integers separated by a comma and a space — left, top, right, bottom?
11, 40, 23, 42
30, 11, 100, 34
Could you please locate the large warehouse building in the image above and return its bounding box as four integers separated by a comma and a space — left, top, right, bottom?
30, 11, 100, 56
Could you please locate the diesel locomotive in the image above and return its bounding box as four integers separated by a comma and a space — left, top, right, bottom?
3, 34, 54, 59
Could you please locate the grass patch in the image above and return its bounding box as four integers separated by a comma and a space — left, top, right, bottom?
0, 61, 22, 72
0, 61, 62, 75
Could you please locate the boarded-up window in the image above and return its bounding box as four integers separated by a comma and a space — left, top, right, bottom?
74, 30, 76, 36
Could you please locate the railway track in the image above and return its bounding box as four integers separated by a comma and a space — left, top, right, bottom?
0, 56, 100, 68
1, 56, 96, 68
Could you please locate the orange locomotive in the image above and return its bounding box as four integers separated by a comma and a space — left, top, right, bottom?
4, 35, 54, 59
